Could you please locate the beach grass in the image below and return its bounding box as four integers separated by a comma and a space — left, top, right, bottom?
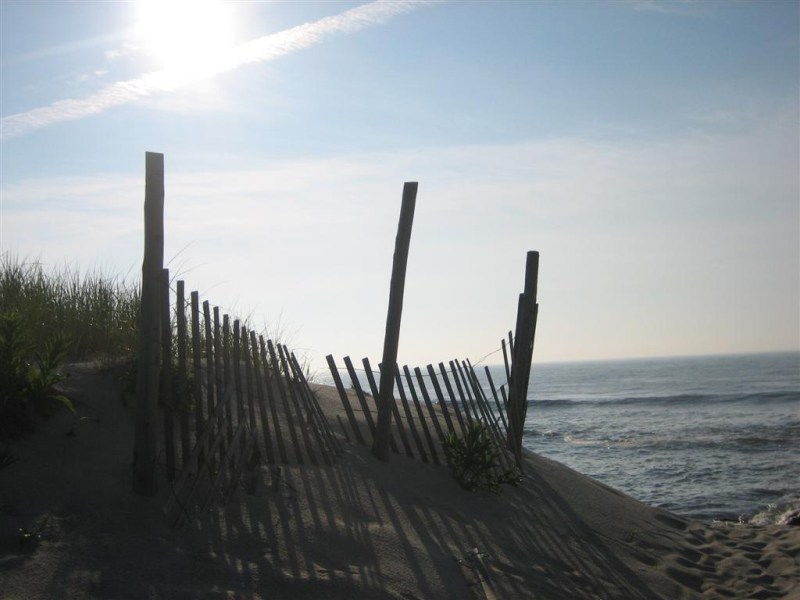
0, 254, 140, 362
0, 253, 309, 379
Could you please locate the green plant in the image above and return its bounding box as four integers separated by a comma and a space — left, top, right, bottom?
0, 311, 74, 439
28, 335, 74, 416
442, 422, 522, 495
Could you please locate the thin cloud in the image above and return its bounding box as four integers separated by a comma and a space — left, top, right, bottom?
625, 0, 704, 16
0, 0, 436, 142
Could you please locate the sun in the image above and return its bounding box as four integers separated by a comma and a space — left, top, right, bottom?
133, 0, 237, 72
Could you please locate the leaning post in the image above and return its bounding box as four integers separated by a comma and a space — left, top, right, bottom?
507, 251, 539, 465
373, 182, 418, 461
133, 151, 165, 495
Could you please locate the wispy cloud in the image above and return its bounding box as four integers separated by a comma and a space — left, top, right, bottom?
0, 0, 436, 142
625, 0, 704, 16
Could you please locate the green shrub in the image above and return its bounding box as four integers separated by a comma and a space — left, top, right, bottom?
0, 312, 74, 439
442, 422, 522, 495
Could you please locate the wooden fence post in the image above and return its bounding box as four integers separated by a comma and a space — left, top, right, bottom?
133, 151, 164, 496
374, 182, 418, 461
507, 251, 539, 463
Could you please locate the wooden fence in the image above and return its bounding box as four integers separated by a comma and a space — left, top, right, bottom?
157, 274, 342, 528
325, 339, 518, 470
132, 151, 538, 511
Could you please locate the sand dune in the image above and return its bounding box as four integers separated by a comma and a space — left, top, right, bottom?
1, 364, 797, 599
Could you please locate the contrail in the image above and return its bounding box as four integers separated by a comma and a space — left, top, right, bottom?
0, 0, 437, 142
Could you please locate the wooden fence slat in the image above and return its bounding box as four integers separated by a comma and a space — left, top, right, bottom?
168, 411, 229, 530
163, 387, 230, 529
242, 330, 258, 432
278, 344, 318, 466
209, 306, 225, 464
261, 336, 288, 463
213, 308, 226, 446
468, 360, 505, 436
363, 358, 401, 455
466, 359, 500, 431
250, 331, 276, 464
343, 356, 377, 441
484, 365, 508, 434
403, 365, 439, 464
502, 335, 512, 383
449, 360, 475, 424
222, 315, 233, 440
370, 359, 413, 457
175, 281, 189, 470
455, 360, 483, 426
190, 292, 204, 458
437, 363, 468, 437
465, 360, 514, 469
267, 339, 304, 465
414, 367, 446, 442
394, 368, 426, 462
227, 319, 244, 469
325, 355, 364, 446
426, 364, 456, 436
233, 320, 244, 428
288, 351, 335, 464
293, 352, 341, 454
160, 269, 176, 482
202, 301, 216, 416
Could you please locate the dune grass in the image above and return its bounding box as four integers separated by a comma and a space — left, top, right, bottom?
0, 254, 141, 362
0, 254, 310, 435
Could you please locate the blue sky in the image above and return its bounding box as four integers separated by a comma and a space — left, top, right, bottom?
1, 0, 798, 372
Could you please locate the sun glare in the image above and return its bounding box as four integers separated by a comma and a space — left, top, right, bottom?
134, 0, 237, 72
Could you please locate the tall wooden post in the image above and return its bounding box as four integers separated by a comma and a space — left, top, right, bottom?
133, 152, 165, 495
373, 182, 418, 461
507, 251, 539, 465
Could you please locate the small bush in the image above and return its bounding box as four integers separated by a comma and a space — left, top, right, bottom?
442, 422, 522, 495
0, 312, 74, 439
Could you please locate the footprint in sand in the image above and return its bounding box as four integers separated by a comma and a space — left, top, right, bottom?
665, 566, 704, 592
676, 556, 716, 573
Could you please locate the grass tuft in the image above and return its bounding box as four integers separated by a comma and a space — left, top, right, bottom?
0, 254, 140, 362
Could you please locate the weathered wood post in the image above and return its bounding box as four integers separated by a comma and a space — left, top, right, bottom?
133, 151, 165, 495
373, 182, 418, 461
507, 251, 539, 465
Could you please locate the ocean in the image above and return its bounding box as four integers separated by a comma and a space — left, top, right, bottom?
503, 351, 800, 524
321, 351, 799, 524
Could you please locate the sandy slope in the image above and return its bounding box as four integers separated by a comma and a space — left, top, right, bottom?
0, 363, 797, 599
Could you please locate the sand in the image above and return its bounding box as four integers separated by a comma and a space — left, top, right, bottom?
1, 363, 798, 599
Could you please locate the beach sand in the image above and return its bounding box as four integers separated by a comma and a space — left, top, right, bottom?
1, 363, 798, 599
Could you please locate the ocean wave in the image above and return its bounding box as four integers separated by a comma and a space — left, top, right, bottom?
527, 390, 799, 409
716, 496, 800, 526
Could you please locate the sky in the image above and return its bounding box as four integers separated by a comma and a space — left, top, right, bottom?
1, 0, 798, 375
